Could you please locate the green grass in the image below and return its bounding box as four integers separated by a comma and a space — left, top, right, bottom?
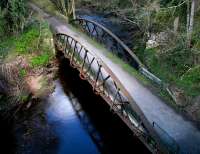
106, 51, 149, 85
137, 45, 200, 99
177, 66, 200, 97
1, 18, 54, 70
139, 48, 174, 82
1, 18, 54, 56
31, 53, 50, 67
15, 27, 39, 54
0, 25, 40, 59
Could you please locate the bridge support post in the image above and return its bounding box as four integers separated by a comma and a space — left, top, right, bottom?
93, 64, 102, 95
79, 50, 88, 80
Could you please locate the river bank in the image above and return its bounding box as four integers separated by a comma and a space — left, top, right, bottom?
0, 1, 198, 153
0, 10, 150, 152
0, 53, 150, 154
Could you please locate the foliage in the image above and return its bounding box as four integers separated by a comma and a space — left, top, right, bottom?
50, 0, 68, 15
31, 0, 70, 23
50, 0, 75, 20
0, 19, 54, 66
160, 36, 192, 75
74, 0, 200, 99
31, 53, 50, 67
193, 23, 200, 49
153, 10, 174, 31
0, 36, 16, 58
139, 32, 200, 97
0, 0, 27, 35
31, 0, 57, 14
19, 68, 27, 78
178, 66, 200, 97
0, 12, 55, 112
0, 8, 6, 38
0, 25, 39, 58
160, 0, 185, 7
15, 27, 39, 54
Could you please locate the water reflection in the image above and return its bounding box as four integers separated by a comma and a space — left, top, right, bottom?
12, 58, 150, 154
46, 80, 100, 154
54, 58, 150, 154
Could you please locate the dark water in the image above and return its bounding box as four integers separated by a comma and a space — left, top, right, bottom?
77, 12, 141, 49
0, 13, 149, 154
0, 117, 16, 154
77, 13, 143, 69
46, 80, 100, 154
0, 57, 150, 154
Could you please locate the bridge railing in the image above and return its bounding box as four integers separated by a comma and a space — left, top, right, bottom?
54, 33, 180, 154
73, 17, 141, 69
73, 17, 164, 85
153, 122, 180, 154
54, 33, 157, 151
55, 33, 130, 111
55, 33, 139, 116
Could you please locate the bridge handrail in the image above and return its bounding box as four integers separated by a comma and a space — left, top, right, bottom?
54, 33, 147, 123
75, 17, 143, 67
54, 33, 179, 154
55, 33, 138, 103
73, 17, 165, 87
153, 122, 180, 153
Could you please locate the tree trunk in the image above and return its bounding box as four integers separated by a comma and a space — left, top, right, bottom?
72, 0, 76, 20
186, 0, 190, 35
187, 0, 196, 47
174, 16, 179, 34
67, 0, 76, 20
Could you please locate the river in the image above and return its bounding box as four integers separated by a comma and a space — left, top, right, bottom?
0, 12, 150, 154
0, 58, 150, 154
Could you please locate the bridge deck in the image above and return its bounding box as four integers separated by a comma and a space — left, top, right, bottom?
31, 3, 200, 154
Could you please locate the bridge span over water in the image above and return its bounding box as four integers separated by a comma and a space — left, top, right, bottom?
30, 3, 200, 154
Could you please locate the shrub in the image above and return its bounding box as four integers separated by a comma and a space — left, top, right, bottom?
0, 0, 27, 35
15, 27, 39, 54
178, 66, 200, 97
0, 8, 6, 38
